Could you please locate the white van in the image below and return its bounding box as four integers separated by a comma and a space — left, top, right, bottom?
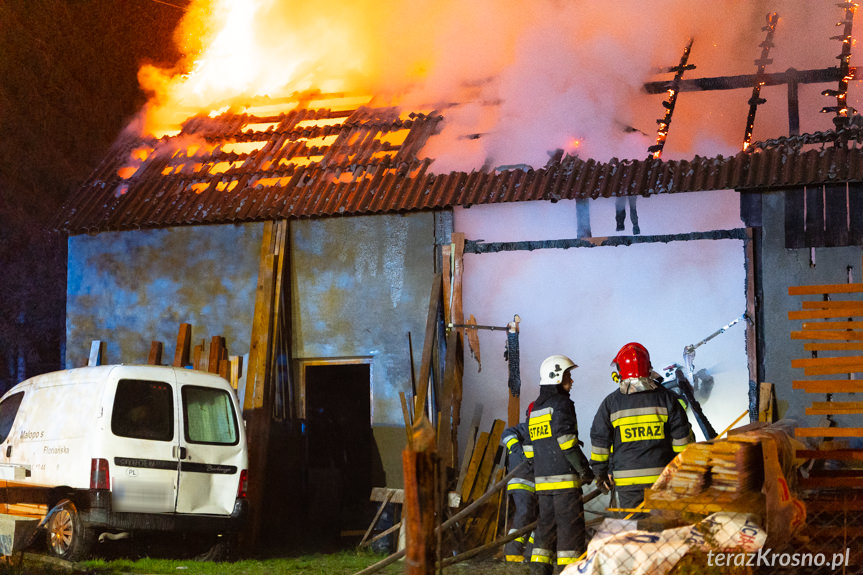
0, 364, 248, 561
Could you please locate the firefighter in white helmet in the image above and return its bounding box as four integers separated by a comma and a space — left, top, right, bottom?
527, 355, 593, 575
589, 342, 693, 513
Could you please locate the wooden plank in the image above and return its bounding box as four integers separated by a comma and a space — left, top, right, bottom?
148, 341, 163, 365
806, 402, 863, 415
459, 431, 489, 503
802, 320, 863, 330
795, 427, 863, 438
789, 283, 863, 295
794, 380, 863, 393
454, 413, 480, 498
803, 363, 863, 376
784, 188, 805, 249
802, 300, 863, 310
758, 382, 774, 423
799, 476, 863, 489
805, 185, 824, 247
400, 392, 412, 443
850, 181, 863, 244
414, 274, 442, 419
791, 330, 863, 341
790, 308, 863, 320
449, 233, 466, 454
359, 489, 395, 548
208, 336, 225, 374
370, 487, 405, 504
796, 449, 863, 460
792, 355, 863, 368
805, 342, 863, 351
229, 356, 243, 390
172, 323, 192, 367
468, 420, 505, 502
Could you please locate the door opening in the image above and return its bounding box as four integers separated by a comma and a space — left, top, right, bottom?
301, 360, 372, 541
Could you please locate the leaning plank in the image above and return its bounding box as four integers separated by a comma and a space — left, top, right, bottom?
789, 283, 863, 295
468, 420, 505, 502
794, 380, 863, 393
460, 432, 489, 503
795, 428, 863, 438
414, 274, 442, 418
806, 402, 863, 415
358, 489, 395, 548
791, 330, 863, 341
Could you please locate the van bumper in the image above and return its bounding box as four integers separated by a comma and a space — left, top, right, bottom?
81, 492, 249, 534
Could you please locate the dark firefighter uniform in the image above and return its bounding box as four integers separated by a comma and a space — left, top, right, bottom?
528, 385, 592, 573
500, 422, 536, 563
589, 383, 692, 510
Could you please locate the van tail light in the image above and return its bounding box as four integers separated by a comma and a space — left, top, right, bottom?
237, 469, 248, 499
90, 458, 110, 490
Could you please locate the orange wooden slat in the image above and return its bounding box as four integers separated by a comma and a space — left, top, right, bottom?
792, 355, 863, 368
802, 321, 863, 330
804, 342, 863, 351
794, 380, 863, 393
804, 364, 863, 376
806, 401, 863, 415
802, 300, 863, 310
790, 308, 863, 320
791, 330, 863, 341
789, 283, 863, 295
795, 427, 863, 437
796, 449, 863, 460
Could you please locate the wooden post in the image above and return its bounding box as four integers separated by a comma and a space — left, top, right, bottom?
173, 323, 192, 367
403, 416, 438, 575
148, 341, 163, 365
415, 274, 442, 417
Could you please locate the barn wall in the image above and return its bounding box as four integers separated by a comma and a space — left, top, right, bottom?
66, 223, 263, 369
758, 191, 862, 430
455, 190, 752, 460
290, 212, 437, 487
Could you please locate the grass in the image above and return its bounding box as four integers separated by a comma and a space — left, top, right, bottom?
76, 549, 403, 575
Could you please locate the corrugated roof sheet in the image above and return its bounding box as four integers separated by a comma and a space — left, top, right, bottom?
56, 100, 863, 235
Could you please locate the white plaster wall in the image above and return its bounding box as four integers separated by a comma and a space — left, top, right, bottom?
455, 190, 750, 457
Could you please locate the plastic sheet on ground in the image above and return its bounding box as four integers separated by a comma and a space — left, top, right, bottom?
562, 512, 766, 575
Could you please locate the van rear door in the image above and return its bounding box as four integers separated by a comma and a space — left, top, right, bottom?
109, 375, 180, 514
174, 370, 245, 515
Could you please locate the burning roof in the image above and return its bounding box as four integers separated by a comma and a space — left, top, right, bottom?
56, 93, 863, 235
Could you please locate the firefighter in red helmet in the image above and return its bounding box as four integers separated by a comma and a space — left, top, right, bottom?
528, 355, 593, 575
589, 342, 693, 512
500, 401, 537, 563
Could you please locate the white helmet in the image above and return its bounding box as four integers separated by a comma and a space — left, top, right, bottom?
539, 355, 577, 386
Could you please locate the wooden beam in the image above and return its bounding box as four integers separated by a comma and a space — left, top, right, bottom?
803, 363, 863, 377
804, 342, 863, 352
148, 341, 163, 365
643, 66, 847, 95
796, 449, 863, 460
173, 323, 192, 367
792, 356, 863, 368
794, 380, 863, 393
802, 300, 863, 310
459, 431, 489, 503
802, 321, 863, 331
208, 336, 225, 374
789, 283, 863, 296
468, 420, 505, 503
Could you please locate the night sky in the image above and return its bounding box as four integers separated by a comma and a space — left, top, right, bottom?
0, 1, 184, 389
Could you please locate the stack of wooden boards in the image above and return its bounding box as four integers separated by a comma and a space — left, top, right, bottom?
87, 321, 244, 390
645, 434, 764, 514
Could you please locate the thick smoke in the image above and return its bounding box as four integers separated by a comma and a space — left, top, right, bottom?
138, 0, 859, 171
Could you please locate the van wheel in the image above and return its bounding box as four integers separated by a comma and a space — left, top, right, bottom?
46, 500, 95, 562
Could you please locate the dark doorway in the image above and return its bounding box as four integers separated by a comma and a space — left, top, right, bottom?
303, 362, 372, 541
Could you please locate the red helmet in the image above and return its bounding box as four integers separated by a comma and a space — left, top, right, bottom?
612, 342, 651, 380
525, 401, 535, 418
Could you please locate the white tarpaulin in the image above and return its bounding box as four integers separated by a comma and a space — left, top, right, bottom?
563, 512, 767, 575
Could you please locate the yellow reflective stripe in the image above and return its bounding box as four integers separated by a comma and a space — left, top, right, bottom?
529, 413, 552, 425
672, 444, 688, 453
559, 438, 575, 450
613, 474, 661, 486
505, 437, 519, 450
612, 414, 668, 427
558, 557, 578, 565
678, 398, 688, 410
535, 480, 577, 491
591, 452, 609, 462
507, 483, 536, 493
506, 555, 525, 563
531, 552, 553, 564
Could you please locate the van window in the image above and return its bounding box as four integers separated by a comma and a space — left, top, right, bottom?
0, 392, 24, 443
182, 386, 238, 445
112, 379, 174, 441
